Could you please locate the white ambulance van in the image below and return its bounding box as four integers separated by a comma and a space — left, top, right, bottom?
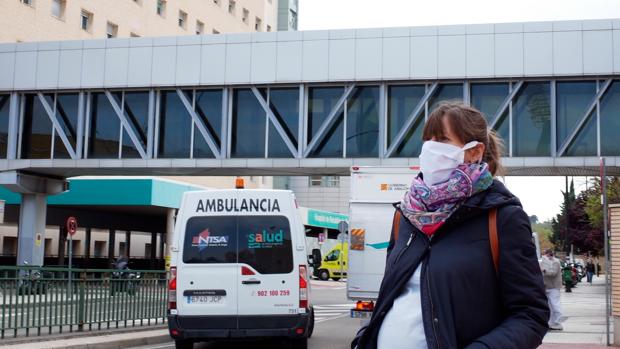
167, 187, 314, 349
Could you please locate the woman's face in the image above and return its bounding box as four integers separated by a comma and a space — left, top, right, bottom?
430, 116, 486, 163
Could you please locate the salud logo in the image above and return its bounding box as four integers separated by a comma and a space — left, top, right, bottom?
247, 229, 284, 249
192, 229, 229, 251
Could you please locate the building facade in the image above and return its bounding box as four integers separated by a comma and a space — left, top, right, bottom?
1, 0, 279, 43
277, 0, 298, 31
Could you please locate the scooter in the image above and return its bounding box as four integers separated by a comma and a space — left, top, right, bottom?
110, 261, 141, 296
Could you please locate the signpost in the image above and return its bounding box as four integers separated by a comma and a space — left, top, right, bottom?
337, 221, 348, 282
66, 216, 77, 299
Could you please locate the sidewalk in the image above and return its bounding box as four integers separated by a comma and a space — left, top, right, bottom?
539, 275, 612, 349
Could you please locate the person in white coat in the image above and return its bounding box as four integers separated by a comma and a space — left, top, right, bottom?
540, 249, 563, 330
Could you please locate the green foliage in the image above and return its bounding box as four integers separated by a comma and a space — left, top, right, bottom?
533, 220, 554, 250
584, 177, 620, 229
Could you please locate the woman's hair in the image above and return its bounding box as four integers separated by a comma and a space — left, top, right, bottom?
422, 102, 504, 176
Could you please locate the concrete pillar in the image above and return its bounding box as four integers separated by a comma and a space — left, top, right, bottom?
57, 226, 66, 266
150, 232, 157, 269
125, 230, 131, 259
165, 209, 176, 271
84, 227, 91, 268
108, 229, 115, 267
0, 171, 67, 267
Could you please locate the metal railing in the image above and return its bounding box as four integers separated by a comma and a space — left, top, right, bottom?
0, 266, 167, 338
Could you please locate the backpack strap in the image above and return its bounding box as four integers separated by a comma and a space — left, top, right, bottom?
392, 210, 402, 242
488, 208, 499, 275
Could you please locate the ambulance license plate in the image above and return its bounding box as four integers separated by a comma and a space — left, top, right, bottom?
351, 310, 372, 319
188, 295, 224, 304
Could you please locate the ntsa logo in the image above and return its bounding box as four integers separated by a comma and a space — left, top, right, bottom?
191, 229, 229, 251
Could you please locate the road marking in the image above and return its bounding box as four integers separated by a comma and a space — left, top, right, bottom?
313, 304, 353, 323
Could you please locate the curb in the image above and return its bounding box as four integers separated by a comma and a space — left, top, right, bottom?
61, 333, 171, 349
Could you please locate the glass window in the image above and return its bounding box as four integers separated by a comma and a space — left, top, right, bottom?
231, 89, 265, 158
387, 85, 425, 157
346, 86, 379, 157
157, 0, 166, 17
21, 94, 52, 159
565, 112, 597, 156
194, 89, 222, 158
158, 91, 191, 158
307, 87, 344, 158
601, 81, 620, 156
178, 10, 187, 29
54, 93, 79, 159
183, 216, 237, 264
470, 83, 509, 122
238, 216, 293, 274
309, 175, 322, 186
242, 8, 249, 23
80, 10, 92, 31
51, 0, 66, 19
512, 82, 551, 156
556, 81, 596, 152
0, 95, 9, 158
268, 88, 298, 158
196, 20, 204, 35
184, 215, 293, 274
106, 22, 118, 38
494, 111, 509, 156
255, 17, 262, 31
122, 91, 149, 158
428, 84, 463, 113
324, 249, 340, 262
228, 0, 236, 14
89, 93, 120, 158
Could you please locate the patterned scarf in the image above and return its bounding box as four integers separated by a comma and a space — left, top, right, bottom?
400, 163, 493, 237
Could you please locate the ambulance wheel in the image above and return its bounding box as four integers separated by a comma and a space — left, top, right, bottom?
318, 270, 330, 281
307, 306, 315, 338
175, 339, 193, 349
291, 337, 308, 349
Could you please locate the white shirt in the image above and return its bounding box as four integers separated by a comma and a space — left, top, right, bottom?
377, 265, 428, 349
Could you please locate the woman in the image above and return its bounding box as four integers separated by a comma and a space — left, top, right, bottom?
351, 103, 549, 349
585, 257, 595, 284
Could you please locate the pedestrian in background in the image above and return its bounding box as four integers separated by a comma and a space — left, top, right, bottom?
585, 257, 595, 284
541, 249, 563, 330
351, 103, 549, 349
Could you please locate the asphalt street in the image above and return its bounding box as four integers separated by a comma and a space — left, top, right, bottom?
126, 279, 362, 349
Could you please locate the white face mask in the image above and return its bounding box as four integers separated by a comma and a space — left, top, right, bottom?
419, 140, 479, 186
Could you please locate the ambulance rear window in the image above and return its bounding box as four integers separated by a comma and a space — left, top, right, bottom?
238, 216, 293, 274
183, 215, 293, 274
183, 216, 237, 264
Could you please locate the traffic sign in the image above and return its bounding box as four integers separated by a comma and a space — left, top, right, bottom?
66, 216, 78, 236
318, 232, 325, 244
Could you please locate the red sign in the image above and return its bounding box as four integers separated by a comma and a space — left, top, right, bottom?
66, 216, 78, 236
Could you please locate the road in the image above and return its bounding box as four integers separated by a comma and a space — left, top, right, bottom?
127, 279, 362, 349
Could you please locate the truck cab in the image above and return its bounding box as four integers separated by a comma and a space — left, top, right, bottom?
314, 242, 348, 281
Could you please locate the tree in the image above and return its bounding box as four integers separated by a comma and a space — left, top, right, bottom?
529, 215, 539, 225
551, 179, 576, 252
584, 177, 620, 229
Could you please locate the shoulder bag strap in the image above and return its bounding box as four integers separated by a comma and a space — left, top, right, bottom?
392, 210, 401, 242
488, 208, 499, 275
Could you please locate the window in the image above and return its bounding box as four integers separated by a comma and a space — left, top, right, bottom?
196, 20, 204, 35
212, 29, 220, 34
324, 249, 340, 262
178, 10, 188, 29
80, 9, 93, 31
231, 89, 265, 158
2, 237, 17, 256
119, 241, 127, 257
94, 241, 106, 258
289, 9, 298, 30
106, 22, 118, 38
51, 0, 66, 19
157, 0, 166, 17
228, 0, 236, 14
242, 8, 249, 23
133, 0, 142, 5
266, 25, 272, 32
183, 216, 293, 274
255, 17, 262, 31
309, 176, 340, 187
213, 0, 220, 5
309, 176, 322, 187
20, 0, 33, 6
145, 243, 152, 258
130, 32, 140, 37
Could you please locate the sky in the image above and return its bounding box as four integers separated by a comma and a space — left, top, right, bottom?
297, 0, 619, 222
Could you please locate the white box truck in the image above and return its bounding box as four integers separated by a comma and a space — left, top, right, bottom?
347, 166, 419, 319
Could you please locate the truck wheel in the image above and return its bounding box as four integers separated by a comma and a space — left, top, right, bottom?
307, 307, 315, 338
175, 340, 193, 349
290, 337, 308, 349
318, 270, 330, 281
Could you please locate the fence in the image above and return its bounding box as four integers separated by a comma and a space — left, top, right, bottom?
0, 266, 168, 338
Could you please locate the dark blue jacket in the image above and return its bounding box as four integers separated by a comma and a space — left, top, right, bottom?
352, 180, 549, 349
